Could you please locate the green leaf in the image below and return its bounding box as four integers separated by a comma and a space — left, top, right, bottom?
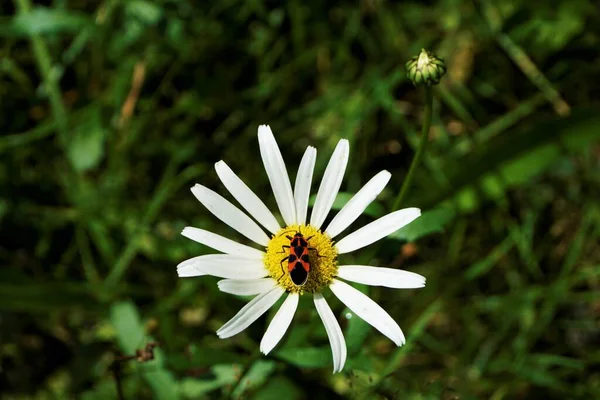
67, 107, 106, 172
178, 364, 241, 398
232, 360, 277, 398
110, 301, 145, 353
389, 207, 455, 242
254, 376, 304, 400
345, 352, 374, 371
2, 8, 90, 37
276, 347, 331, 369
168, 345, 240, 370
81, 381, 121, 400
126, 1, 163, 25
409, 108, 600, 210
109, 301, 180, 400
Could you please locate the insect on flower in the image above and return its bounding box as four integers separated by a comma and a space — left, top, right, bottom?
178, 125, 426, 373
277, 230, 322, 286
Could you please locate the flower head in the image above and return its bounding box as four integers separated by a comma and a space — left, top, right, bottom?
178, 125, 425, 373
406, 48, 447, 86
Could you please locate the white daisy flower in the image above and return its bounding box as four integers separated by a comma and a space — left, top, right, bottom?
178, 125, 425, 373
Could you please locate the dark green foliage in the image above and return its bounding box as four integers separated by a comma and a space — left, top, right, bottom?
1, 0, 599, 398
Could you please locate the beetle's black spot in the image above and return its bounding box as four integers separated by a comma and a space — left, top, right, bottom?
291, 238, 299, 246
290, 263, 309, 285
301, 254, 310, 263
288, 254, 297, 262
299, 238, 307, 247
294, 246, 304, 256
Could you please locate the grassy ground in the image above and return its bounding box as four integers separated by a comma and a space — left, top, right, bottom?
1, 0, 599, 399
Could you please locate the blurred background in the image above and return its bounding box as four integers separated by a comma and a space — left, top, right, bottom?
1, 0, 599, 398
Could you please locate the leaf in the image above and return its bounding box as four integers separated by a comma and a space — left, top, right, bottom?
178, 364, 241, 398
389, 207, 455, 242
109, 301, 180, 400
345, 352, 374, 371
275, 347, 331, 369
67, 107, 106, 172
168, 345, 240, 370
2, 8, 90, 37
254, 376, 304, 400
126, 1, 163, 25
110, 301, 144, 353
81, 381, 121, 400
232, 360, 277, 398
409, 108, 600, 210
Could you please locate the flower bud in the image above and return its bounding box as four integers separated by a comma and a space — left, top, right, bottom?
406, 49, 446, 86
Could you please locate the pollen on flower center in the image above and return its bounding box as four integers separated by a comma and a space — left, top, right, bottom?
264, 225, 338, 294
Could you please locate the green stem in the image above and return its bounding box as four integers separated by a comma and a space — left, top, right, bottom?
15, 0, 70, 149
392, 86, 433, 210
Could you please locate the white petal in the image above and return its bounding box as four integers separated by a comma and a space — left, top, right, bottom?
260, 293, 299, 355
258, 125, 296, 226
190, 184, 270, 246
330, 279, 405, 346
337, 265, 426, 288
215, 161, 281, 234
325, 171, 391, 238
335, 207, 421, 254
293, 146, 316, 226
310, 139, 349, 229
177, 254, 267, 279
217, 286, 285, 338
182, 227, 265, 259
314, 293, 347, 373
218, 278, 276, 296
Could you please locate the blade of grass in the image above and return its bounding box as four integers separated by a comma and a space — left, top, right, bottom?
14, 0, 71, 151
478, 0, 570, 116
76, 226, 101, 284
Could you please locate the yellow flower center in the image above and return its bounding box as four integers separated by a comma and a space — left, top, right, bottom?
264, 225, 338, 294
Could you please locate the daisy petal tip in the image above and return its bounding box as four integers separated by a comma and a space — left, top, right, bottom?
338, 139, 350, 153
258, 124, 273, 136
214, 160, 225, 169
393, 331, 406, 347
190, 183, 207, 198
410, 207, 422, 217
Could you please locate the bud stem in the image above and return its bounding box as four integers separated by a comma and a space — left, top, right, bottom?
393, 86, 433, 210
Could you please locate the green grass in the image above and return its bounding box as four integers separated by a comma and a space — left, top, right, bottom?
1, 0, 599, 398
